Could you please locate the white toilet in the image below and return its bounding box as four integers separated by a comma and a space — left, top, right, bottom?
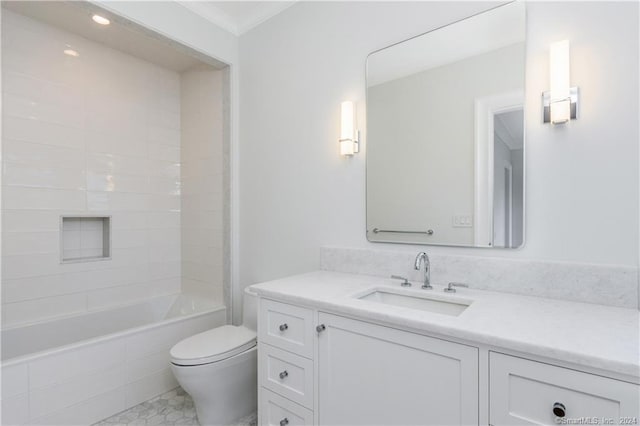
170, 288, 258, 426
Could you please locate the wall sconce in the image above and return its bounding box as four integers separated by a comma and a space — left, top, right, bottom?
543, 40, 579, 124
340, 101, 360, 156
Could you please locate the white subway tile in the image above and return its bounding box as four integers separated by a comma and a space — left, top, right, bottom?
148, 144, 180, 162
124, 346, 172, 383
28, 339, 126, 389
2, 210, 60, 232
3, 164, 85, 190
123, 368, 177, 408
2, 293, 86, 327
1, 364, 28, 398
111, 229, 147, 249
2, 266, 150, 303
148, 177, 181, 196
148, 126, 179, 147
28, 387, 125, 426
109, 212, 148, 230
182, 278, 222, 302
147, 194, 180, 212
86, 172, 149, 194
2, 187, 85, 211
29, 363, 125, 420
3, 92, 84, 128
87, 192, 148, 211
148, 161, 180, 179
86, 153, 149, 176
87, 130, 147, 158
1, 71, 84, 109
145, 212, 180, 229
2, 272, 88, 303
3, 140, 84, 170
2, 231, 59, 255
1, 393, 29, 426
3, 116, 84, 149
148, 261, 180, 280
86, 278, 178, 311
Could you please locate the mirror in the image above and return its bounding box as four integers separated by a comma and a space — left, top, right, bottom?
366, 2, 526, 248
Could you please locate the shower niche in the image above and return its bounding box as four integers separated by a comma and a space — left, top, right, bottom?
60, 216, 111, 263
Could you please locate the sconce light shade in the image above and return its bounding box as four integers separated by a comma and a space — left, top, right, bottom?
549, 40, 570, 124
543, 40, 579, 124
340, 101, 359, 156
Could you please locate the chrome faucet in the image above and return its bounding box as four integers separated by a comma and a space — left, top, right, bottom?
414, 252, 432, 289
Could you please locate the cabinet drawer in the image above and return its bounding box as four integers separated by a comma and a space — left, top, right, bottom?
490, 352, 640, 425
260, 343, 314, 409
260, 299, 314, 358
260, 388, 314, 426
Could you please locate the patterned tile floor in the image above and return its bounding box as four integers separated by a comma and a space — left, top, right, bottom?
94, 387, 257, 426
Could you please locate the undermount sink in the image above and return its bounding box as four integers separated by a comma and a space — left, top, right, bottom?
355, 288, 471, 316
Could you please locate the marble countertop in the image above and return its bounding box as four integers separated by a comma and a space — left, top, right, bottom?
249, 271, 640, 380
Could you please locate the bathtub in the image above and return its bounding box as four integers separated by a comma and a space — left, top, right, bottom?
1, 294, 226, 425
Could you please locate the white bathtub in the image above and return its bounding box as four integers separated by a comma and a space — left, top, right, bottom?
1, 294, 226, 425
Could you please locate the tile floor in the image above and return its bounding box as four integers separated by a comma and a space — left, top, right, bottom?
94, 387, 257, 426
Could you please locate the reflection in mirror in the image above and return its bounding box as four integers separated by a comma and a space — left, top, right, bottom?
366, 2, 526, 248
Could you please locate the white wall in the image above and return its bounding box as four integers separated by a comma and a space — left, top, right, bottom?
1, 10, 182, 326
181, 69, 225, 303
238, 2, 639, 302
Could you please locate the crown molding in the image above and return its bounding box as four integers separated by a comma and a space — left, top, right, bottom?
176, 1, 297, 36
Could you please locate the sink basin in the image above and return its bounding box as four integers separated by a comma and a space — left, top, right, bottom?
355, 288, 471, 316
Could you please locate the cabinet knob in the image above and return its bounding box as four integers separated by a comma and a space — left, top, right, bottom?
279, 323, 288, 332
280, 418, 289, 426
316, 324, 326, 333
279, 370, 288, 379
553, 402, 566, 418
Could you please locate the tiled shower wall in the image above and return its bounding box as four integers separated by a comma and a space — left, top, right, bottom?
180, 69, 225, 303
1, 11, 183, 327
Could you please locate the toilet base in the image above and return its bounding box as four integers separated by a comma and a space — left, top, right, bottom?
171, 346, 257, 426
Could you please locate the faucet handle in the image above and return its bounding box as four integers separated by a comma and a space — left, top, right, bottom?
390, 275, 411, 287
444, 282, 469, 293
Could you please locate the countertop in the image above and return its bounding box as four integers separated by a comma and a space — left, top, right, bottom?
249, 271, 640, 380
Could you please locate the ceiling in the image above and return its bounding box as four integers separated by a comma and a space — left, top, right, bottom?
2, 1, 224, 72
177, 1, 296, 36
495, 110, 524, 150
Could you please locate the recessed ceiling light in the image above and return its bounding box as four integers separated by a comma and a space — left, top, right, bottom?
63, 48, 80, 57
92, 14, 110, 25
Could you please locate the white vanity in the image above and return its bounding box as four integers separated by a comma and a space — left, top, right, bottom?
252, 271, 639, 426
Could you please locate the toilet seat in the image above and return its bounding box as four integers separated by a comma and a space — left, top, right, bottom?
170, 325, 257, 366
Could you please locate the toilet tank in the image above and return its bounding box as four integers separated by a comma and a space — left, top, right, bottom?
242, 287, 258, 331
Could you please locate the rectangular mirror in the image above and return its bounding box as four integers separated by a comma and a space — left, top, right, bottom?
366, 2, 526, 248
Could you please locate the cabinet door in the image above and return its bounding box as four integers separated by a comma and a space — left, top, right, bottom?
489, 352, 640, 426
318, 313, 479, 426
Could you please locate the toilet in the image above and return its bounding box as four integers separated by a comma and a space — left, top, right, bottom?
170, 288, 258, 426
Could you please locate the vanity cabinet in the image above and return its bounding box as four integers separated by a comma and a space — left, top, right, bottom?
489, 353, 640, 426
257, 296, 639, 426
257, 299, 479, 426
317, 313, 478, 425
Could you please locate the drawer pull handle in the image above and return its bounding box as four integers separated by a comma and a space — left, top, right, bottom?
553, 402, 566, 418
316, 324, 326, 333
279, 370, 289, 379
279, 323, 288, 332
280, 418, 289, 426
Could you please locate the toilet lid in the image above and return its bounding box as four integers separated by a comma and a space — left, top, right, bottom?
170, 325, 257, 366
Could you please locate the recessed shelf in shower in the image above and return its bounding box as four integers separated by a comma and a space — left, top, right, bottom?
60, 216, 111, 263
